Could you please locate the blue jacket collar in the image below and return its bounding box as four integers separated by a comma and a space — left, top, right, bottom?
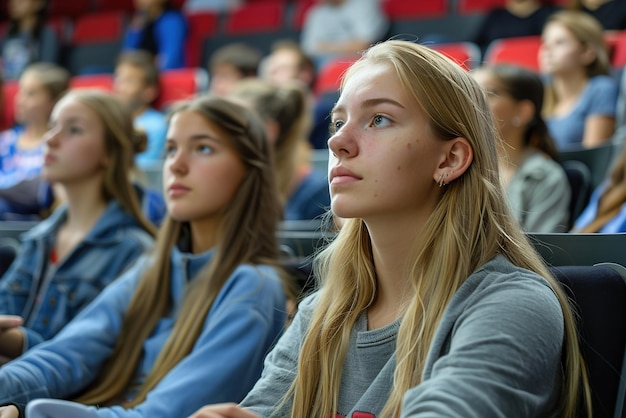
21, 200, 144, 244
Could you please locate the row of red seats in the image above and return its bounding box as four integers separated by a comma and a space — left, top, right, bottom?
314, 30, 626, 96
0, 0, 571, 21
1, 68, 208, 131
0, 0, 588, 73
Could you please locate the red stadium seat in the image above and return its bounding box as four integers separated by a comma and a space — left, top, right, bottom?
92, 0, 135, 14
225, 2, 285, 35
313, 58, 357, 96
1, 81, 18, 131
71, 11, 126, 45
605, 30, 626, 69
67, 12, 127, 75
483, 35, 542, 71
70, 74, 114, 91
184, 12, 220, 67
155, 68, 209, 111
431, 42, 482, 71
458, 0, 506, 15
292, 0, 315, 30
382, 0, 448, 19
47, 0, 91, 19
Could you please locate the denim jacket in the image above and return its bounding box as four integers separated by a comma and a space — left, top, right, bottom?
0, 200, 154, 351
0, 246, 288, 418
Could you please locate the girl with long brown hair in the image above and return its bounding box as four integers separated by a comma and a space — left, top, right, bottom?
191, 40, 590, 418
0, 95, 293, 418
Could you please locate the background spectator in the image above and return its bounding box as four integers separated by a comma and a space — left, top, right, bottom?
540, 10, 618, 149
0, 63, 70, 190
0, 0, 60, 80
122, 0, 188, 70
208, 43, 261, 96
300, 0, 389, 68
230, 79, 330, 220
473, 64, 571, 232
567, 0, 626, 31
0, 91, 155, 362
261, 40, 316, 90
473, 0, 559, 53
573, 144, 626, 232
113, 50, 168, 168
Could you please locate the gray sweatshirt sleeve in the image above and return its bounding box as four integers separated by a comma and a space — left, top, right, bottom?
239, 294, 318, 417
400, 270, 564, 418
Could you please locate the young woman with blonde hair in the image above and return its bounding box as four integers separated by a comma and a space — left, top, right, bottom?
0, 95, 294, 418
191, 40, 590, 418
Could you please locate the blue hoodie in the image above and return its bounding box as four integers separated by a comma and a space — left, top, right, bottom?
0, 245, 288, 418
0, 200, 154, 350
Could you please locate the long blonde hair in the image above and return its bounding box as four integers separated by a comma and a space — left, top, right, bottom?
74, 96, 294, 407
543, 10, 610, 116
287, 41, 591, 418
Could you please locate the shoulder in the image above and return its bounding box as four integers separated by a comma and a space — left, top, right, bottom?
21, 206, 67, 240
457, 256, 561, 318
588, 75, 618, 92
0, 128, 18, 144
519, 153, 565, 181
222, 264, 285, 297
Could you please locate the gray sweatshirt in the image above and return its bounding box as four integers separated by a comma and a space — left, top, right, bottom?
241, 255, 563, 417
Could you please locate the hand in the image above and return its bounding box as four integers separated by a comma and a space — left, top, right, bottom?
0, 405, 19, 418
188, 403, 259, 418
0, 316, 24, 363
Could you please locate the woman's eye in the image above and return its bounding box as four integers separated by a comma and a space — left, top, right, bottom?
197, 144, 213, 154
330, 120, 344, 134
372, 115, 391, 127
69, 126, 82, 135
165, 145, 176, 156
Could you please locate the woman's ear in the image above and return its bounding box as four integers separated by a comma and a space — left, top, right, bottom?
433, 137, 473, 185
580, 43, 597, 67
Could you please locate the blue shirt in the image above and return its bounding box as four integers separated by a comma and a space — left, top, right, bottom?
0, 200, 154, 350
0, 246, 288, 418
285, 170, 330, 221
134, 108, 168, 168
546, 75, 618, 150
0, 127, 44, 190
574, 181, 626, 233
123, 10, 187, 70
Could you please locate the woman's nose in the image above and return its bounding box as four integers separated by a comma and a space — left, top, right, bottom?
327, 122, 358, 159
166, 149, 188, 176
44, 126, 60, 146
